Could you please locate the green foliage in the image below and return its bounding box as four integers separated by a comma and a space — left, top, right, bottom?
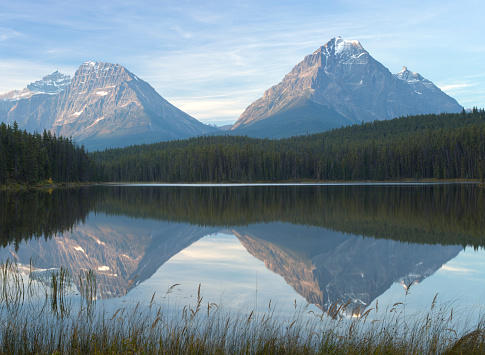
94, 110, 485, 182
0, 122, 99, 185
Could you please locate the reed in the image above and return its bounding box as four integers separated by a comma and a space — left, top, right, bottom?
0, 260, 483, 354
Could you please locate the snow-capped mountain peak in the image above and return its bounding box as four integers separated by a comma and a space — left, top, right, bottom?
81, 61, 103, 71
233, 37, 463, 135
317, 37, 366, 58
27, 71, 71, 95
334, 37, 363, 54
75, 62, 133, 85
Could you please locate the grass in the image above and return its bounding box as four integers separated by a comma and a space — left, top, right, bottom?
0, 260, 483, 354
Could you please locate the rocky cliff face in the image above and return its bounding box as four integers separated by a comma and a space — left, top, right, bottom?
232, 37, 462, 136
4, 93, 52, 129
0, 100, 17, 123
2, 62, 217, 150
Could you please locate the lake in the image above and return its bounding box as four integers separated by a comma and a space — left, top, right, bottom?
0, 183, 484, 322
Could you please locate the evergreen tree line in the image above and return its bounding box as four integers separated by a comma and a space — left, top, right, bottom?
95, 109, 485, 182
2, 109, 484, 184
0, 122, 98, 185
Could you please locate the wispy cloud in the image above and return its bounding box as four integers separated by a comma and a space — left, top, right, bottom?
0, 27, 21, 42
170, 97, 251, 122
442, 265, 476, 274
439, 83, 477, 92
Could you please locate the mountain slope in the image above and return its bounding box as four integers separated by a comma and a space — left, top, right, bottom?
232, 37, 462, 137
2, 62, 218, 150
229, 98, 353, 138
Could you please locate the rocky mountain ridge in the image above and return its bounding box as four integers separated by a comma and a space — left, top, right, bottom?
232, 37, 462, 137
0, 70, 71, 101
1, 62, 217, 150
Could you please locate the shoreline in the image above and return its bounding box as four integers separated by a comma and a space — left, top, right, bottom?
0, 181, 102, 191
1, 178, 483, 191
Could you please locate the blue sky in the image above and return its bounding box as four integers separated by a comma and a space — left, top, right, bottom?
1, 0, 484, 125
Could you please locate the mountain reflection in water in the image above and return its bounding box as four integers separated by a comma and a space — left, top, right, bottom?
0, 184, 483, 312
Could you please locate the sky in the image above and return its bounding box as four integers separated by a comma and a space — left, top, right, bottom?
1, 0, 484, 126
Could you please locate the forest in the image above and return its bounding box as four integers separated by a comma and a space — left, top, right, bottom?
95, 109, 485, 182
0, 122, 98, 185
1, 109, 485, 185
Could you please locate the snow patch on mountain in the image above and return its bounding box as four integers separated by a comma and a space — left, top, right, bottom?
334, 37, 363, 55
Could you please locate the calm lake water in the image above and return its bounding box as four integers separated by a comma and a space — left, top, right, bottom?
0, 183, 484, 321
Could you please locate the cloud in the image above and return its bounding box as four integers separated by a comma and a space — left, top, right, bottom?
188, 9, 225, 25
436, 80, 485, 108
439, 83, 477, 92
441, 265, 476, 274
169, 97, 248, 123
0, 27, 21, 42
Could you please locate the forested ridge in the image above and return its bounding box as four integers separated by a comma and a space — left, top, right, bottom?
95, 109, 485, 182
0, 122, 98, 185
1, 109, 485, 184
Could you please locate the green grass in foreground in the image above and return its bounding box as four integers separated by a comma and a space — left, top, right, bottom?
0, 260, 483, 354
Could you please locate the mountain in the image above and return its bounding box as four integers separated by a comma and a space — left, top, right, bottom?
0, 71, 71, 124
231, 37, 463, 137
1, 62, 218, 150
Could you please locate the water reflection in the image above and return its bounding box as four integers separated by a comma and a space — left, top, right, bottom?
0, 215, 217, 299
0, 184, 483, 314
232, 223, 462, 311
